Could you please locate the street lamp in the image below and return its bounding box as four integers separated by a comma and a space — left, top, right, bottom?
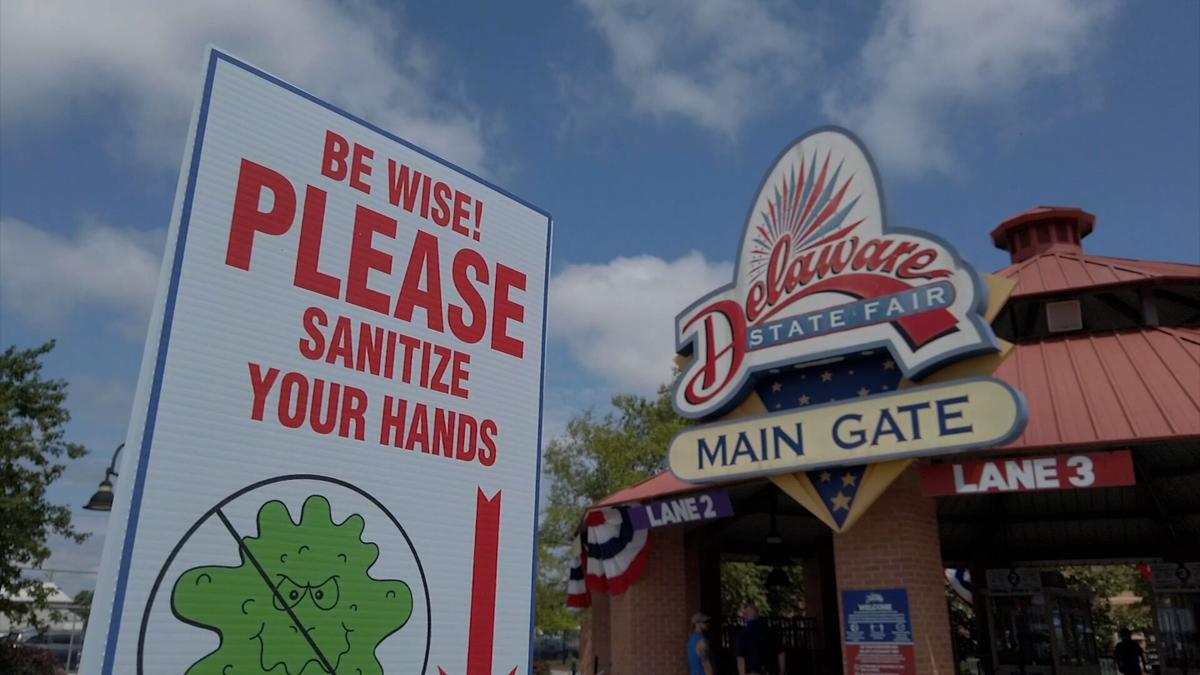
84, 443, 124, 512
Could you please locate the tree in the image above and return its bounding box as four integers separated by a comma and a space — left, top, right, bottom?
1062, 565, 1152, 653
0, 341, 89, 629
536, 382, 690, 634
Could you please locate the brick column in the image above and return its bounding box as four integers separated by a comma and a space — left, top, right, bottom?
833, 467, 953, 675
581, 591, 611, 675
609, 526, 690, 675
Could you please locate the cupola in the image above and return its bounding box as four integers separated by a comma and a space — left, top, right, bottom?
991, 206, 1095, 264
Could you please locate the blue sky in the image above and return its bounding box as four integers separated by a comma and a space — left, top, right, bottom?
1, 0, 1197, 595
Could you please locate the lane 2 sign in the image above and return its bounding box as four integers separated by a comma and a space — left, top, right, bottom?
919, 450, 1135, 497
627, 490, 733, 530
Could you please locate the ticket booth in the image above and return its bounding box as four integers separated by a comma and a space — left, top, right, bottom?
987, 569, 1101, 675
1151, 564, 1200, 675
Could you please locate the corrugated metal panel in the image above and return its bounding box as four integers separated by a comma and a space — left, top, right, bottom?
996, 327, 1200, 450
998, 252, 1200, 299
593, 470, 698, 507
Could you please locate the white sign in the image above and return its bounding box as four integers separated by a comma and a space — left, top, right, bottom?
1150, 563, 1200, 593
81, 50, 551, 675
673, 128, 999, 419
985, 568, 1043, 596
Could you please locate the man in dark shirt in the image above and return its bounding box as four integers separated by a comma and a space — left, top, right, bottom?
1114, 628, 1146, 675
735, 605, 786, 675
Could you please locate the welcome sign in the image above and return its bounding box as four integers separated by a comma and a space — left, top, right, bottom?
673, 128, 1000, 420
668, 128, 1025, 529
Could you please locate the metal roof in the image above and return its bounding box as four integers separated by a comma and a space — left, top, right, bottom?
994, 326, 1200, 451
594, 470, 707, 508
997, 252, 1200, 299
594, 326, 1200, 509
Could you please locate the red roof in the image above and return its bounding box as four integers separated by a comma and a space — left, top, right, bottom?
994, 326, 1200, 450
593, 327, 1200, 508
998, 252, 1200, 300
594, 471, 699, 507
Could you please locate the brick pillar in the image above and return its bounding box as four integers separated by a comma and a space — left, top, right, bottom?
582, 591, 611, 675
833, 467, 953, 675
609, 526, 690, 675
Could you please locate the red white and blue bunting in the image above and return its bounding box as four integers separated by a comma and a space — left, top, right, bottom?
945, 568, 973, 605
566, 506, 650, 608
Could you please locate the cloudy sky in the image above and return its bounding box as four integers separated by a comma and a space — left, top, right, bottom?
1, 0, 1197, 594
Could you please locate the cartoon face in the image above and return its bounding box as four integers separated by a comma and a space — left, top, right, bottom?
173, 495, 413, 675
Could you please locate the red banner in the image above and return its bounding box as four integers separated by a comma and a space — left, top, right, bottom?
919, 450, 1135, 497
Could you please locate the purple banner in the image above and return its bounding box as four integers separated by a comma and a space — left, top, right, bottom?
628, 490, 734, 530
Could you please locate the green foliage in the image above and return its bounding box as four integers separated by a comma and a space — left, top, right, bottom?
71, 590, 93, 626
0, 341, 88, 629
537, 382, 689, 634
1062, 565, 1152, 653
536, 546, 577, 636
720, 562, 805, 622
945, 584, 979, 662
0, 642, 62, 675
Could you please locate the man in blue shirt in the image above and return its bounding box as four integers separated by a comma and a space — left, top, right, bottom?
688, 612, 717, 675
735, 605, 785, 675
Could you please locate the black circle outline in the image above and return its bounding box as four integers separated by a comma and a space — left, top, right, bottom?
136, 474, 432, 674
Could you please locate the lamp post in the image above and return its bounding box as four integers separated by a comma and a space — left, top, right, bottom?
83, 443, 124, 512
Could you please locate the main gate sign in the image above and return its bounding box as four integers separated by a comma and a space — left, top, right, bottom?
80, 50, 551, 674
668, 128, 1025, 485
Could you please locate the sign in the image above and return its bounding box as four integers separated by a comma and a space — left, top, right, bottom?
626, 490, 733, 530
1150, 563, 1200, 593
668, 378, 1025, 483
843, 589, 916, 675
985, 568, 1043, 595
672, 128, 1001, 420
80, 50, 551, 675
919, 450, 1135, 497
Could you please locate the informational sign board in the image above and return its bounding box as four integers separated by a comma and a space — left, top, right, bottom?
919, 450, 1135, 497
1150, 563, 1200, 593
80, 49, 551, 675
843, 589, 916, 675
985, 568, 1043, 596
626, 490, 733, 530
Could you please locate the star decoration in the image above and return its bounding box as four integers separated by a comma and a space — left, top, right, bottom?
821, 371, 833, 382
771, 382, 783, 392
798, 395, 811, 405
857, 387, 871, 397
842, 472, 858, 487
883, 359, 896, 370
819, 471, 832, 482
830, 492, 852, 512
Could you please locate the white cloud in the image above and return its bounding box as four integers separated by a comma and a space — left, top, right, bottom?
824, 0, 1115, 176
549, 252, 731, 393
576, 0, 817, 137
0, 0, 487, 171
0, 217, 162, 336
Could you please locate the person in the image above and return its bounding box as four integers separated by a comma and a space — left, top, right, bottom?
1114, 627, 1146, 675
688, 612, 718, 675
735, 605, 785, 675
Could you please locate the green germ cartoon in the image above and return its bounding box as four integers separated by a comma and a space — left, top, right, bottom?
172, 495, 413, 674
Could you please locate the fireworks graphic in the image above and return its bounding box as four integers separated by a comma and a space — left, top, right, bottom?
746, 149, 865, 282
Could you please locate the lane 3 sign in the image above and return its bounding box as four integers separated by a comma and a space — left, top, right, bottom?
627, 491, 733, 530
919, 450, 1135, 497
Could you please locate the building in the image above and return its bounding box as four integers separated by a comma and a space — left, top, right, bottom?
574, 207, 1200, 675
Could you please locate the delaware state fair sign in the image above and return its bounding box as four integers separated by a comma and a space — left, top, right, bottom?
668, 128, 1026, 531
80, 50, 549, 675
